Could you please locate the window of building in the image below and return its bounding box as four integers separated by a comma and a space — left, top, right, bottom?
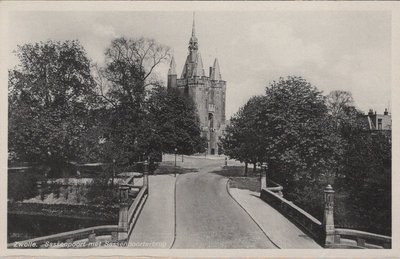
378, 119, 382, 130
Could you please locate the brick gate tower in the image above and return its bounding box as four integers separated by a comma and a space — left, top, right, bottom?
167, 15, 227, 155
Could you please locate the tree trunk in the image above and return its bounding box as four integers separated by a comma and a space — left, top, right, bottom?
245, 162, 248, 177
253, 162, 257, 174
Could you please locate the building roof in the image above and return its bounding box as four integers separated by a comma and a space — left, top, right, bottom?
180, 14, 205, 79
168, 56, 177, 75
211, 58, 222, 80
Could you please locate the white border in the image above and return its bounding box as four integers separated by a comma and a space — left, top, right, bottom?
1, 1, 399, 258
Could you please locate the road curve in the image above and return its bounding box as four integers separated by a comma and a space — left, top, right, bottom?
172, 172, 276, 249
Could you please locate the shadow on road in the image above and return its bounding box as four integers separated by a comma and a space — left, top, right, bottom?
154, 162, 198, 175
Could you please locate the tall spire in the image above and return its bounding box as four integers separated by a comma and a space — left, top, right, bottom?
188, 12, 198, 51
168, 56, 176, 75
192, 12, 196, 37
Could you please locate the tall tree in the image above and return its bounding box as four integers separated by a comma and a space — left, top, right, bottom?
222, 96, 265, 175
325, 93, 391, 235
146, 86, 206, 156
95, 37, 170, 164
8, 40, 98, 173
223, 76, 344, 217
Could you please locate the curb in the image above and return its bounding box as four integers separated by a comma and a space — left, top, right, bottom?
169, 173, 178, 249
225, 178, 281, 249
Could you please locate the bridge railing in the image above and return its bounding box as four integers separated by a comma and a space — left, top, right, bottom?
260, 188, 323, 242
265, 179, 284, 197
8, 161, 150, 248
117, 163, 149, 240
260, 182, 391, 248
331, 228, 391, 249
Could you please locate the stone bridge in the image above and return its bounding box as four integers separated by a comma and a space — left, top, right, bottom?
8, 156, 391, 249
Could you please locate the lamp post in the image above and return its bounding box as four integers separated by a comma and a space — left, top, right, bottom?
261, 162, 268, 189
174, 148, 177, 167
112, 159, 116, 188
174, 148, 178, 177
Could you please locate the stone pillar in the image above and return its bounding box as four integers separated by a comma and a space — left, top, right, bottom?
261, 163, 267, 190
323, 184, 335, 247
118, 185, 130, 240
37, 181, 44, 201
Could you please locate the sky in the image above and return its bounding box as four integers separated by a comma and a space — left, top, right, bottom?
7, 10, 391, 119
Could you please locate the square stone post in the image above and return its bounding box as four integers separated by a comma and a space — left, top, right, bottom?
118, 185, 130, 240
143, 160, 149, 191
323, 184, 335, 247
37, 181, 44, 201
261, 162, 267, 190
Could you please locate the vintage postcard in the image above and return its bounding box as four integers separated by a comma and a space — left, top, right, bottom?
0, 1, 399, 258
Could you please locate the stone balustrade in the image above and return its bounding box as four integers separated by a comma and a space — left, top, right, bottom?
331, 228, 391, 249
260, 182, 391, 248
8, 161, 150, 248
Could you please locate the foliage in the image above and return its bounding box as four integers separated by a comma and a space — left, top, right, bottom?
224, 80, 391, 234
147, 86, 207, 155
223, 76, 344, 193
94, 37, 170, 165
326, 90, 354, 130
8, 40, 99, 171
222, 96, 265, 167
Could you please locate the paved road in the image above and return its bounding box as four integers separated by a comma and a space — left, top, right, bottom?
128, 175, 176, 249
129, 155, 317, 249
172, 171, 276, 248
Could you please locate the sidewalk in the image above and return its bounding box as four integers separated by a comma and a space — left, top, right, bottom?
128, 174, 176, 249
229, 188, 322, 249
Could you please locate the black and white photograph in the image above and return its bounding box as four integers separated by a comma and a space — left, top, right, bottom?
1, 1, 399, 258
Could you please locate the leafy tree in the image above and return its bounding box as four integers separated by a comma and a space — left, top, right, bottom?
8, 40, 98, 174
222, 96, 265, 175
258, 77, 343, 212
223, 76, 344, 217
326, 94, 391, 235
146, 86, 206, 156
94, 37, 170, 164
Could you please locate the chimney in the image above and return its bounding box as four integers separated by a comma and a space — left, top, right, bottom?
209, 67, 213, 77
384, 108, 388, 115
368, 109, 374, 116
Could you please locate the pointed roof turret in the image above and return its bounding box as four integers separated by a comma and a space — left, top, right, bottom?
192, 12, 196, 37
211, 58, 222, 80
181, 51, 205, 78
193, 52, 205, 77
168, 56, 177, 75
189, 12, 198, 51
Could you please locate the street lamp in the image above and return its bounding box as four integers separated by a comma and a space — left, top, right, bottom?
174, 148, 178, 177
174, 148, 178, 167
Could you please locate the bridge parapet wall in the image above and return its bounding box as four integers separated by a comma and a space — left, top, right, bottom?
8, 161, 150, 248
260, 184, 391, 248
260, 188, 323, 243
331, 228, 391, 249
